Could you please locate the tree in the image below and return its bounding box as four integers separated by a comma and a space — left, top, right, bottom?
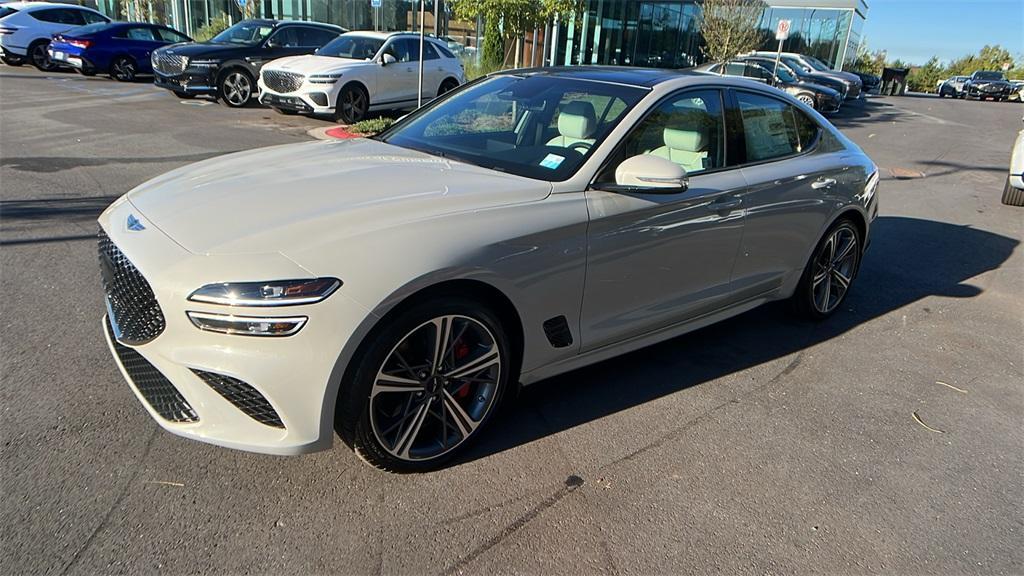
850, 39, 886, 76
698, 0, 766, 63
906, 56, 945, 92
235, 0, 261, 20
451, 0, 580, 67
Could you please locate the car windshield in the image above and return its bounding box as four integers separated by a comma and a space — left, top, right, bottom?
973, 71, 1005, 81
317, 34, 383, 59
381, 75, 648, 182
754, 60, 797, 83
782, 57, 808, 75
804, 56, 832, 72
211, 21, 275, 45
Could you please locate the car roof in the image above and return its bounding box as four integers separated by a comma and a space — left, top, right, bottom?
4, 1, 100, 9
494, 66, 707, 87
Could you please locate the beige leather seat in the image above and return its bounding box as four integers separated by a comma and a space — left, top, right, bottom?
547, 101, 597, 150
648, 127, 708, 173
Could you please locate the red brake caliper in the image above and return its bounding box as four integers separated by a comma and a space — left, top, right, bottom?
452, 340, 472, 399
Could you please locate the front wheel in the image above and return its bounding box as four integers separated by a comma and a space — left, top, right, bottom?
338, 297, 512, 472
218, 69, 253, 107
110, 56, 137, 82
793, 219, 862, 320
334, 83, 369, 124
796, 93, 816, 109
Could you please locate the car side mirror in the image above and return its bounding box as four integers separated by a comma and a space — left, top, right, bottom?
604, 155, 688, 193
380, 53, 397, 66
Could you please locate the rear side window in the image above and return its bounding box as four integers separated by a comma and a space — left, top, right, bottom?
0, 7, 20, 18
298, 27, 337, 47
422, 42, 440, 60
157, 28, 190, 43
31, 8, 82, 24
736, 91, 820, 162
126, 27, 157, 41
79, 10, 108, 24
435, 43, 456, 59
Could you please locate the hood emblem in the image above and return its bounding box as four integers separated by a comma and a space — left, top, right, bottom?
126, 214, 146, 231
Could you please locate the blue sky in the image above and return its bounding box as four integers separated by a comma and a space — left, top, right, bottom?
863, 0, 1024, 65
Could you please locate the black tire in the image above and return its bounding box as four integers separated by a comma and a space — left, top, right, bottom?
795, 92, 816, 109
217, 68, 254, 107
792, 218, 862, 320
173, 91, 196, 99
437, 77, 459, 96
1002, 176, 1024, 207
336, 296, 513, 473
334, 82, 368, 124
1, 54, 25, 66
273, 107, 298, 115
110, 56, 136, 82
28, 40, 55, 71
79, 64, 96, 77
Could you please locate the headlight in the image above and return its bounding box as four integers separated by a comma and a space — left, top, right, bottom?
188, 59, 218, 69
186, 312, 307, 336
188, 278, 341, 307
309, 72, 343, 84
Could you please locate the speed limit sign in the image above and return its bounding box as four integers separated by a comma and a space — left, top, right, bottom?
776, 19, 792, 40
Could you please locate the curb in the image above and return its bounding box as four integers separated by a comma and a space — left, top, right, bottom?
306, 125, 362, 140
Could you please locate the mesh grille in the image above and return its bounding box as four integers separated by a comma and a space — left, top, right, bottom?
106, 317, 198, 423
192, 370, 285, 428
154, 52, 186, 75
262, 69, 304, 93
98, 229, 166, 345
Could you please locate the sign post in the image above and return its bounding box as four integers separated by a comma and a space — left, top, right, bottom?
773, 19, 791, 84
418, 0, 425, 108
370, 0, 380, 31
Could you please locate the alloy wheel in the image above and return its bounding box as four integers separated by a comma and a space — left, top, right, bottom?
369, 315, 502, 462
811, 225, 858, 314
338, 87, 367, 123
30, 43, 53, 71
797, 94, 816, 108
112, 58, 135, 81
222, 72, 251, 106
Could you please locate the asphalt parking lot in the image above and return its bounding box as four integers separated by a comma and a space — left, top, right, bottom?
2, 67, 1022, 575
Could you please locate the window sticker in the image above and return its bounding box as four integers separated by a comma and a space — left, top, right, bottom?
539, 153, 565, 169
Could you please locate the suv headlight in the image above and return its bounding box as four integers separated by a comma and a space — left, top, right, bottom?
188, 278, 341, 307
309, 72, 343, 84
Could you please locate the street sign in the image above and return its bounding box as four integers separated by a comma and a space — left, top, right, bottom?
370, 0, 381, 8
236, 0, 247, 7
775, 19, 791, 41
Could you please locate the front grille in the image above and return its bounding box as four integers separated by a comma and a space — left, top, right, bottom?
262, 69, 304, 93
154, 52, 186, 75
192, 370, 285, 428
98, 229, 165, 345
106, 317, 198, 423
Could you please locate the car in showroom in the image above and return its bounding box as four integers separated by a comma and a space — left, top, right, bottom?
695, 58, 842, 113
47, 21, 191, 80
151, 18, 343, 107
746, 51, 862, 99
963, 70, 1014, 101
1003, 115, 1024, 206
0, 1, 108, 70
937, 75, 970, 98
97, 67, 879, 472
257, 31, 464, 123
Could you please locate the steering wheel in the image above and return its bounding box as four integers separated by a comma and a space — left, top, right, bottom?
569, 141, 593, 154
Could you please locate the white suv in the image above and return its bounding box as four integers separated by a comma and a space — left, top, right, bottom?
0, 2, 108, 70
258, 31, 464, 124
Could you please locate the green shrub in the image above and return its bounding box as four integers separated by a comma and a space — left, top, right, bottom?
349, 117, 396, 135
193, 15, 231, 43
461, 56, 507, 81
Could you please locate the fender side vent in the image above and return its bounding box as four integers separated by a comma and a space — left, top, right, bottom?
543, 316, 573, 348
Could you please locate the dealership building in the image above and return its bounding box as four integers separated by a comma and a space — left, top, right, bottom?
91, 0, 867, 71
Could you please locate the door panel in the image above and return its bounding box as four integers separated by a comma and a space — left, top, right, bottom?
581, 171, 747, 351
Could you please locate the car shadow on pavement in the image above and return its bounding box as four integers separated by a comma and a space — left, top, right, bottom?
456, 215, 1019, 467
829, 97, 908, 129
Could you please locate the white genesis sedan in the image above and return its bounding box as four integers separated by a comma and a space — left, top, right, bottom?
98, 67, 879, 472
257, 31, 464, 123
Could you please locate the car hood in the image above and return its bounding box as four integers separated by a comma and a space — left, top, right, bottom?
972, 79, 1011, 86
158, 41, 250, 59
266, 54, 372, 74
126, 138, 552, 257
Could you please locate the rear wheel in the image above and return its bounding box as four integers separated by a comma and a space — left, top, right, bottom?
1002, 176, 1024, 207
334, 83, 368, 124
28, 40, 55, 71
218, 69, 253, 107
793, 219, 861, 320
79, 64, 97, 77
110, 56, 136, 82
437, 77, 459, 96
337, 296, 512, 472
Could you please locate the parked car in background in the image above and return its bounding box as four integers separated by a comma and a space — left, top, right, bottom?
745, 51, 862, 99
938, 75, 970, 98
97, 67, 878, 471
47, 22, 191, 81
695, 59, 842, 113
1003, 116, 1024, 206
258, 31, 463, 123
963, 70, 1013, 101
852, 71, 880, 93
151, 19, 343, 107
1007, 80, 1023, 102
0, 1, 108, 70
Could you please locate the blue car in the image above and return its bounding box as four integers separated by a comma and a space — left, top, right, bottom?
48, 22, 191, 81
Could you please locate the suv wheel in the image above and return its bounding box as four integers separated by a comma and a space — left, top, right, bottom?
218, 69, 253, 108
334, 83, 368, 124
28, 40, 55, 71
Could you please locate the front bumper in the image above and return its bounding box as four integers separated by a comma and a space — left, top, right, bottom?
154, 70, 217, 95
98, 198, 371, 455
967, 85, 1011, 98
817, 96, 842, 113
257, 79, 335, 114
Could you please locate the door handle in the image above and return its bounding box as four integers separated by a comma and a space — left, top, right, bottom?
811, 177, 837, 189
708, 197, 741, 211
